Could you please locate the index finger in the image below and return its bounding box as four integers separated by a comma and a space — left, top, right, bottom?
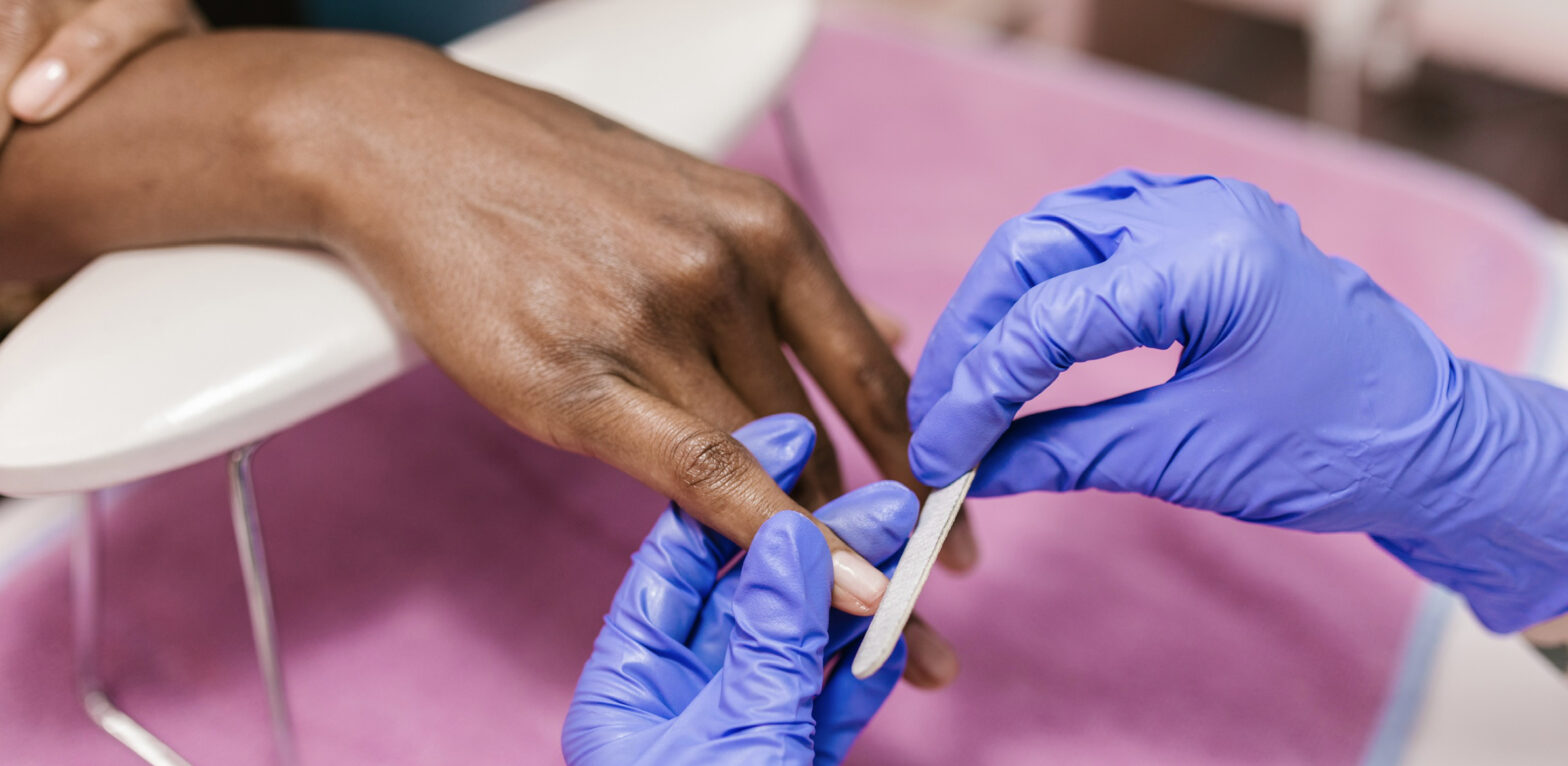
907, 213, 1103, 431
768, 214, 981, 570
910, 254, 1179, 485
575, 379, 889, 616
908, 169, 1191, 431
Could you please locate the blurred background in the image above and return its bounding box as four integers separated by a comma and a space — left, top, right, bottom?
837, 0, 1568, 220
6, 0, 1568, 334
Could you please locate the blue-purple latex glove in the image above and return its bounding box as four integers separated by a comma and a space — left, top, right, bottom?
908, 170, 1568, 632
563, 414, 917, 765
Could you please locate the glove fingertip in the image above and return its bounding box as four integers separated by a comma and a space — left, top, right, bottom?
743, 511, 832, 607
815, 481, 920, 565
732, 413, 817, 491
909, 429, 970, 488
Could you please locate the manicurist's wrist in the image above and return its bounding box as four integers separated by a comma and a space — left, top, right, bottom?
1430, 364, 1568, 632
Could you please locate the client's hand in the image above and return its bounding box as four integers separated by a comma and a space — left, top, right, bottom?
563, 414, 915, 765
292, 38, 974, 629
0, 30, 962, 686
2, 0, 202, 136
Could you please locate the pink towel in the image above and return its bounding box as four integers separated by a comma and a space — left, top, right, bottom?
0, 19, 1547, 765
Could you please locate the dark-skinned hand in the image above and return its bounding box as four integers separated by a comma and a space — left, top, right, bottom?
0, 32, 971, 686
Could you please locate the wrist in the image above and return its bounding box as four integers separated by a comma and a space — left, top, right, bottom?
244, 31, 447, 254
1383, 360, 1568, 632
0, 31, 420, 277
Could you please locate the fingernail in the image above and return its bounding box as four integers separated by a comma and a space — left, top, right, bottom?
10, 59, 67, 119
832, 550, 887, 609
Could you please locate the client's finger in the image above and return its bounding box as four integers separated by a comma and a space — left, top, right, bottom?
575, 380, 888, 615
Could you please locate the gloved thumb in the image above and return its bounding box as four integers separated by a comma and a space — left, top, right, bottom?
696, 511, 830, 753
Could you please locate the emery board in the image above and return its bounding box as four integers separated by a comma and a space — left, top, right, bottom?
851, 468, 976, 679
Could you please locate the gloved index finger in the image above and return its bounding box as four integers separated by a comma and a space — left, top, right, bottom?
909, 169, 1198, 436
910, 252, 1181, 486
909, 204, 1110, 434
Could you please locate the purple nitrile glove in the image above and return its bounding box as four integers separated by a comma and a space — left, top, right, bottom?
909, 170, 1568, 632
563, 414, 917, 765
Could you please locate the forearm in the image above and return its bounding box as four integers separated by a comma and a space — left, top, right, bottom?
0, 30, 399, 281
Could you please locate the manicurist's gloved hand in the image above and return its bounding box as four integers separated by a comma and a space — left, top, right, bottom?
564, 414, 919, 765
909, 170, 1568, 632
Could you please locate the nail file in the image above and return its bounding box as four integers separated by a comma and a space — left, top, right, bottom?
851, 468, 975, 679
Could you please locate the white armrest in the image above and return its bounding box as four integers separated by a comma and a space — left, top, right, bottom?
0, 0, 817, 496
448, 0, 816, 157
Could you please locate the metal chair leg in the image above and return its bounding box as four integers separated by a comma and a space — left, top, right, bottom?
72, 492, 193, 766
71, 446, 300, 766
229, 443, 300, 766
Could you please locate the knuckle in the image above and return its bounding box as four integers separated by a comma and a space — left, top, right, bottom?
541, 373, 620, 451
667, 235, 740, 291
852, 356, 910, 438
535, 345, 617, 401
740, 177, 798, 228
731, 176, 817, 258
640, 233, 747, 327
668, 428, 750, 493
1186, 183, 1275, 257
506, 342, 622, 449
65, 20, 112, 54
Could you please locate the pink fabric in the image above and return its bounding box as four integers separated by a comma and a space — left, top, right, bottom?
0, 20, 1548, 765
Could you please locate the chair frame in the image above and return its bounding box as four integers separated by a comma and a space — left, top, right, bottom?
71, 442, 297, 766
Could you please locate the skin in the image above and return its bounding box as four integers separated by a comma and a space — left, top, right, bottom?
0, 30, 966, 685
1, 0, 203, 138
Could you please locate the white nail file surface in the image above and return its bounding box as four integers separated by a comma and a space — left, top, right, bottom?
851, 468, 975, 679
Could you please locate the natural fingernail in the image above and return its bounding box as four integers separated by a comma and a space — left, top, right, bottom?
832, 550, 887, 609
10, 59, 67, 119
